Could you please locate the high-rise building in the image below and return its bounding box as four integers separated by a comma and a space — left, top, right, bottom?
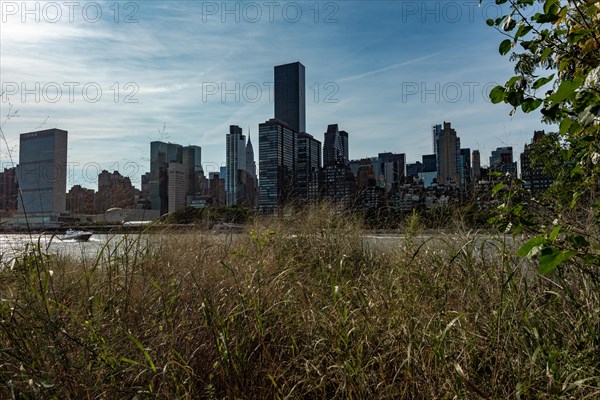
225, 126, 256, 207
226, 125, 247, 206
472, 150, 481, 181
489, 146, 512, 166
208, 172, 226, 206
245, 133, 258, 207
339, 130, 349, 164
168, 162, 186, 213
138, 172, 151, 209
356, 158, 376, 190
406, 162, 423, 178
96, 170, 137, 213
422, 154, 437, 173
521, 131, 553, 195
323, 124, 347, 166
220, 166, 227, 189
141, 172, 151, 197
490, 146, 517, 178
434, 122, 461, 186
245, 132, 257, 181
274, 62, 306, 133
320, 124, 355, 206
296, 132, 321, 205
320, 163, 356, 207
66, 185, 95, 214
420, 154, 438, 188
150, 141, 182, 215
183, 145, 202, 197
459, 148, 472, 189
354, 158, 384, 210
0, 167, 18, 211
356, 185, 386, 211
375, 152, 406, 193
259, 118, 297, 212
416, 154, 438, 187
17, 128, 68, 220
432, 124, 442, 153
349, 159, 361, 178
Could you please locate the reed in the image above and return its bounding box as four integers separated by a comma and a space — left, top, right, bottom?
0, 205, 598, 399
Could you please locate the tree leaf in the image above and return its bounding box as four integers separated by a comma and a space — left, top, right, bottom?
499, 39, 512, 55
521, 98, 543, 113
540, 47, 553, 61
517, 236, 546, 257
559, 117, 573, 134
549, 226, 561, 242
515, 24, 533, 39
492, 182, 506, 195
544, 0, 559, 14
570, 190, 582, 208
489, 86, 506, 103
579, 105, 600, 127
539, 249, 576, 274
503, 18, 517, 32
568, 235, 589, 249
507, 76, 521, 88
506, 90, 523, 107
532, 74, 554, 89
548, 79, 580, 104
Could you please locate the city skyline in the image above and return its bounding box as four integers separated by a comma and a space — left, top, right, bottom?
2, 55, 541, 205
0, 1, 552, 190
0, 123, 546, 220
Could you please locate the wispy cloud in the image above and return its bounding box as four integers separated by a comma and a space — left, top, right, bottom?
337, 52, 448, 83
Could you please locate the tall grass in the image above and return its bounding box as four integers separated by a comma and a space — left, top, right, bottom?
0, 204, 598, 398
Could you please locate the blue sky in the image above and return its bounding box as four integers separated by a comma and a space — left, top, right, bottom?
0, 0, 552, 189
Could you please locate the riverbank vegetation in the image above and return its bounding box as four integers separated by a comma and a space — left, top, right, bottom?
1, 204, 598, 398
163, 202, 496, 233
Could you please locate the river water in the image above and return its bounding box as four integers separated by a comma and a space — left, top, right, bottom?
1, 231, 513, 267
0, 231, 240, 266
0, 233, 147, 263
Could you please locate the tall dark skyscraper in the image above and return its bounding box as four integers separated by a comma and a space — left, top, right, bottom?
245, 133, 258, 207
472, 150, 481, 180
227, 125, 255, 206
183, 145, 202, 199
245, 132, 257, 181
296, 132, 322, 205
339, 130, 349, 164
258, 118, 297, 212
459, 148, 472, 189
150, 141, 182, 215
226, 125, 245, 206
323, 124, 348, 166
274, 62, 306, 133
320, 124, 355, 206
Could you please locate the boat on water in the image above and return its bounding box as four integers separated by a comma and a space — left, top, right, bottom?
60, 229, 93, 242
